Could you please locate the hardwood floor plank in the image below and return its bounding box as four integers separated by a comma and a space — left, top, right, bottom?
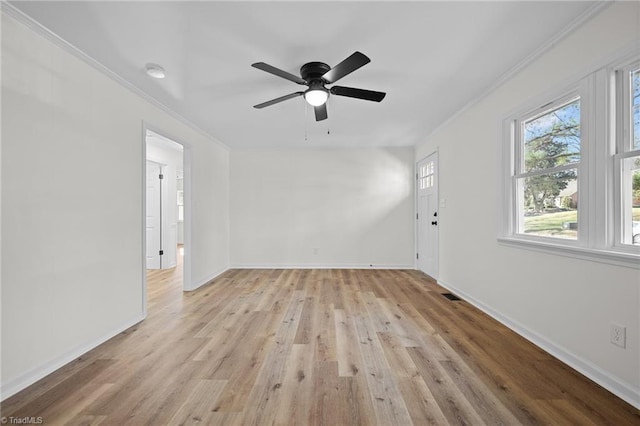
377, 331, 419, 379
334, 309, 364, 377
293, 296, 318, 345
313, 301, 337, 363
395, 301, 451, 360
375, 297, 423, 348
351, 304, 414, 425
211, 332, 274, 412
439, 359, 521, 425
193, 310, 267, 370
2, 261, 638, 425
202, 313, 270, 380
339, 271, 368, 316
166, 379, 227, 426
273, 343, 315, 425
407, 346, 488, 425
310, 361, 377, 426
360, 291, 395, 335
253, 269, 291, 312
238, 290, 306, 425
397, 375, 449, 425
65, 414, 108, 426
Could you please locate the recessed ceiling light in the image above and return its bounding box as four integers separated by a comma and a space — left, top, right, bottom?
145, 63, 166, 79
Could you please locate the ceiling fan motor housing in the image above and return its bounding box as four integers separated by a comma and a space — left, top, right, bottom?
300, 62, 331, 84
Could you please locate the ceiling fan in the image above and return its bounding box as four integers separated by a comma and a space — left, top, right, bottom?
252, 51, 386, 121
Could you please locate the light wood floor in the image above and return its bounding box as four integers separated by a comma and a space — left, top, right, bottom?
2, 254, 638, 425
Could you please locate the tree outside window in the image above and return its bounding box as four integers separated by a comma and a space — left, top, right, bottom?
519, 99, 580, 239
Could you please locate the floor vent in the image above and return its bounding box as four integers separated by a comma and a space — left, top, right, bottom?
442, 292, 462, 301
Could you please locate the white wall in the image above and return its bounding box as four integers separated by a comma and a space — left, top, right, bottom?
231, 148, 414, 268
415, 2, 640, 407
1, 12, 230, 398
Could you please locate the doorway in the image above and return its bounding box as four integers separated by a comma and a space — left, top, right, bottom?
144, 127, 189, 311
416, 152, 439, 279
146, 160, 164, 269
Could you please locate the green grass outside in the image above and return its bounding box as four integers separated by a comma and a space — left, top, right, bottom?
524, 207, 640, 238
524, 210, 577, 238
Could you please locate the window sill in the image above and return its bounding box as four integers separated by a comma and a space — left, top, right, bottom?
497, 236, 640, 269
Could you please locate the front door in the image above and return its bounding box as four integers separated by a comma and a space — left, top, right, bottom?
417, 152, 439, 278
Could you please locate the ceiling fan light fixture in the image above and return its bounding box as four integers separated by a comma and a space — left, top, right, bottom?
304, 88, 328, 106
145, 63, 166, 79
252, 52, 385, 121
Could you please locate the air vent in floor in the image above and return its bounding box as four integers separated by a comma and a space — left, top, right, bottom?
442, 292, 461, 301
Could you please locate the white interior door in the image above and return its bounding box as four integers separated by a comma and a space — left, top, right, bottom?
417, 153, 439, 278
146, 161, 162, 269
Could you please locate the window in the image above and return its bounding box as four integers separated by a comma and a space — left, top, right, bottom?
517, 96, 581, 240
500, 53, 639, 267
616, 60, 640, 246
419, 160, 435, 189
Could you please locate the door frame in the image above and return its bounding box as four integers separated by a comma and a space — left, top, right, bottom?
141, 123, 192, 317
415, 150, 439, 278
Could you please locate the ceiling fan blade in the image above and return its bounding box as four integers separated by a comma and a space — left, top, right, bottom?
330, 86, 386, 102
322, 51, 370, 84
314, 103, 328, 121
252, 62, 306, 85
253, 92, 304, 109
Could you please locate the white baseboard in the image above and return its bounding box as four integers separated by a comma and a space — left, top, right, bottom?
0, 313, 145, 402
230, 264, 415, 270
437, 279, 640, 410
187, 267, 230, 291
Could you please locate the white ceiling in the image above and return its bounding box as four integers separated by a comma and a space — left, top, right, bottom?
9, 1, 599, 149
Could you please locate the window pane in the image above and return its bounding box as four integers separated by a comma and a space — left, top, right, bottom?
632, 68, 640, 150
523, 99, 580, 173
623, 156, 640, 245
520, 170, 578, 239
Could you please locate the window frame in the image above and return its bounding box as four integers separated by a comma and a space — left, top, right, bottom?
513, 91, 583, 242
418, 160, 435, 190
613, 58, 640, 248
499, 57, 639, 269
502, 82, 588, 248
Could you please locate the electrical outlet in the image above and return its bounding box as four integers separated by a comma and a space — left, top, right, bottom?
610, 324, 626, 348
